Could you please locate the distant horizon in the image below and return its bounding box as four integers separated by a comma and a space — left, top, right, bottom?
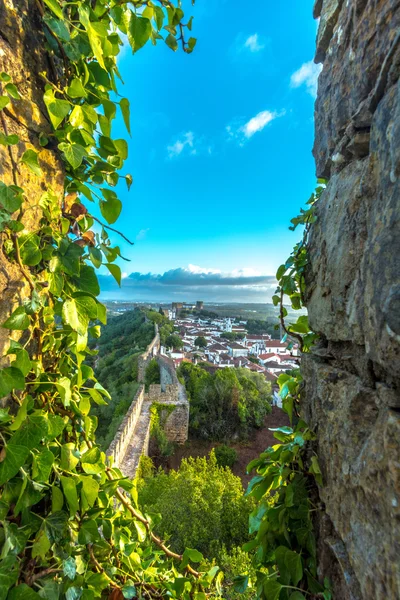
102, 299, 278, 306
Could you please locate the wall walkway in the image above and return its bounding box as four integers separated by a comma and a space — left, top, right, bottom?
106, 329, 189, 477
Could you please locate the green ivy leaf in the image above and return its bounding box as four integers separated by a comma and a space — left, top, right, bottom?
182, 548, 203, 564
43, 0, 64, 20
165, 33, 178, 51
187, 37, 197, 53
5, 83, 21, 100
78, 519, 100, 544
0, 181, 24, 212
3, 306, 29, 330
99, 194, 122, 225
32, 449, 54, 482
20, 149, 42, 176
61, 476, 79, 518
0, 444, 30, 485
43, 88, 71, 129
32, 529, 51, 560
67, 78, 87, 98
18, 233, 42, 266
44, 511, 69, 543
0, 132, 19, 146
232, 575, 249, 593
134, 520, 147, 542
62, 296, 98, 335
285, 550, 303, 586
8, 583, 42, 600
10, 414, 48, 448
81, 447, 103, 474
119, 98, 131, 136
59, 142, 87, 169
63, 557, 77, 581
105, 263, 121, 286
0, 96, 10, 110
0, 367, 25, 397
43, 13, 70, 41
128, 14, 152, 52
122, 583, 136, 599
263, 579, 282, 600
60, 443, 80, 471
89, 247, 102, 268
80, 475, 99, 512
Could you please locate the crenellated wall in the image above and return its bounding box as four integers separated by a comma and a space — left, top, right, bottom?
303, 1, 400, 598
137, 324, 160, 383
107, 332, 189, 475
106, 385, 145, 467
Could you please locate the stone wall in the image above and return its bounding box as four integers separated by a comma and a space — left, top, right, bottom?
137, 325, 160, 383
106, 385, 145, 467
107, 342, 189, 475
302, 1, 400, 598
147, 383, 179, 403
0, 0, 64, 370
157, 355, 178, 389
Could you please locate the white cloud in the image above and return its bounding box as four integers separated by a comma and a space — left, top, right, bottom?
242, 110, 277, 138
98, 265, 279, 302
243, 33, 265, 53
227, 109, 284, 146
290, 60, 322, 97
167, 131, 195, 159
136, 228, 150, 241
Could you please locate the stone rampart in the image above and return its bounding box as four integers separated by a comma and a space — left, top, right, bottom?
303, 1, 400, 598
106, 385, 145, 467
106, 338, 189, 476
157, 355, 179, 389
137, 325, 160, 383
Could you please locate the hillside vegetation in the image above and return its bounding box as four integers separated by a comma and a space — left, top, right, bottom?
178, 362, 272, 440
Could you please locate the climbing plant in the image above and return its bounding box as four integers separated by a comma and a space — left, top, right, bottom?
240, 184, 332, 600
0, 1, 224, 598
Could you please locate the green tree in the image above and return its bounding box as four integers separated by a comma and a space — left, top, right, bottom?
178, 363, 271, 440
166, 333, 184, 349
194, 335, 208, 348
214, 444, 238, 468
138, 452, 254, 558
145, 358, 161, 389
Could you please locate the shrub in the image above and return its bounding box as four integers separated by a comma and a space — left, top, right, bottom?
145, 358, 160, 390
137, 455, 155, 479
215, 444, 238, 468
138, 451, 254, 558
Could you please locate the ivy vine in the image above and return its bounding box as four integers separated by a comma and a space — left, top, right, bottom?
241, 184, 332, 600
0, 1, 219, 599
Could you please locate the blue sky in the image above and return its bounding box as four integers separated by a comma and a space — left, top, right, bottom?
98, 0, 321, 302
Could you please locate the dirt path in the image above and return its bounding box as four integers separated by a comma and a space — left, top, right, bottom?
162, 406, 289, 487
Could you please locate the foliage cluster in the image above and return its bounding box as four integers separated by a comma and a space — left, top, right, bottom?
194, 336, 207, 348
144, 359, 160, 391
149, 402, 175, 458
240, 185, 332, 599
178, 363, 272, 441
0, 0, 226, 597
144, 310, 174, 346
245, 320, 279, 339
220, 332, 245, 342
138, 452, 253, 559
165, 334, 183, 350
214, 444, 238, 469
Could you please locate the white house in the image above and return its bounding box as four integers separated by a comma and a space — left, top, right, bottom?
227, 342, 249, 358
